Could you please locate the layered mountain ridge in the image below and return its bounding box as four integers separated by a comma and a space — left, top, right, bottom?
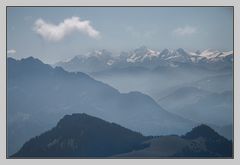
12, 113, 232, 158
7, 46, 233, 157
7, 57, 195, 155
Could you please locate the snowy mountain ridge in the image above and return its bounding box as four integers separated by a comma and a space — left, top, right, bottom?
55, 47, 233, 72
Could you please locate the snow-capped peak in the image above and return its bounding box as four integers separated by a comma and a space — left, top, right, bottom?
196, 49, 233, 63
160, 48, 170, 56
85, 49, 112, 59
56, 47, 233, 72
146, 48, 159, 56
218, 50, 233, 58
126, 46, 160, 63
107, 59, 115, 66
199, 49, 221, 59
158, 48, 193, 63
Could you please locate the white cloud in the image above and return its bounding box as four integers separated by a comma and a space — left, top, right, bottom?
7, 49, 16, 54
34, 16, 100, 42
173, 26, 197, 36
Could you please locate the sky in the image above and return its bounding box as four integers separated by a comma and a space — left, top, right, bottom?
7, 7, 233, 64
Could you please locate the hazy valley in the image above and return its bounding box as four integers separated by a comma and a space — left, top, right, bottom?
8, 47, 233, 157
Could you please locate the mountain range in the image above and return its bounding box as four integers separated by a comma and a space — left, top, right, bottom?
83, 49, 233, 134
55, 46, 233, 73
7, 57, 195, 156
12, 113, 232, 158
7, 46, 233, 157
158, 87, 233, 126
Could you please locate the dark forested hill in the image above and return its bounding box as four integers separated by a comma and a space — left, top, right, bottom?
12, 114, 232, 158
12, 113, 148, 157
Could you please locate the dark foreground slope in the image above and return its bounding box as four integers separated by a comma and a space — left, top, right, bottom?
12, 114, 232, 158
117, 125, 232, 158
12, 113, 148, 157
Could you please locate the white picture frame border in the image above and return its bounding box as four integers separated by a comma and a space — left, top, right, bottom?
0, 0, 239, 164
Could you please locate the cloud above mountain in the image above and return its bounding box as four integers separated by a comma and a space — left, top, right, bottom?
173, 26, 197, 36
7, 49, 16, 54
33, 16, 100, 42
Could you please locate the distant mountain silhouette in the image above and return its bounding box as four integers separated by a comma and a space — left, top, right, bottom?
177, 91, 233, 126
158, 86, 210, 112
55, 49, 114, 73
7, 57, 194, 155
12, 115, 232, 158
157, 84, 233, 127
